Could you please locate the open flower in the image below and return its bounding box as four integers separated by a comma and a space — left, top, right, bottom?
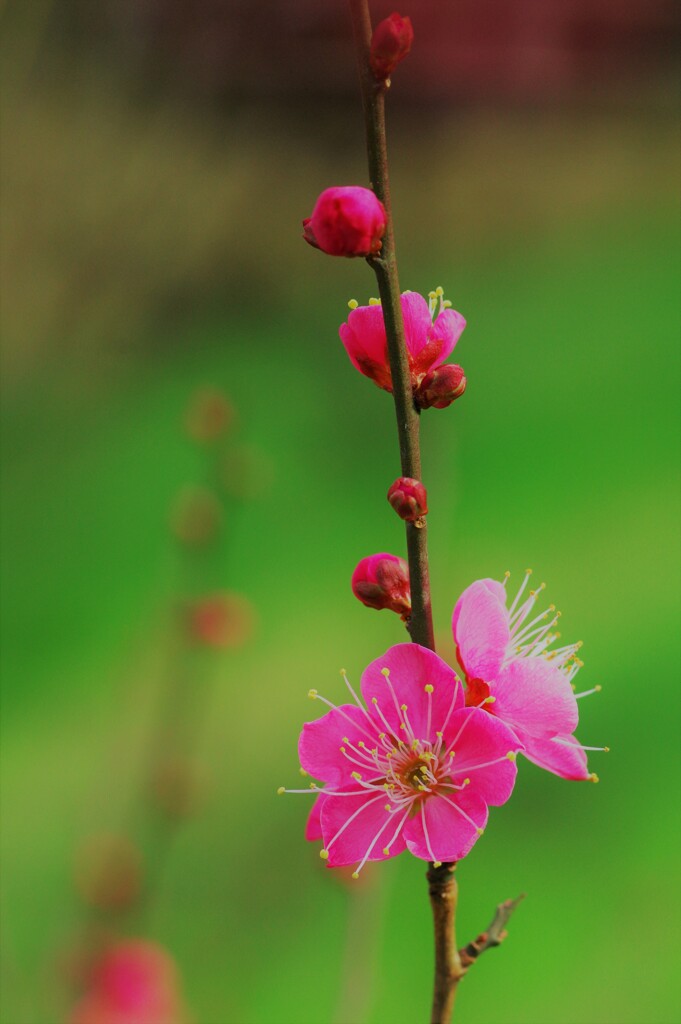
452, 572, 605, 781
281, 644, 522, 875
339, 288, 466, 399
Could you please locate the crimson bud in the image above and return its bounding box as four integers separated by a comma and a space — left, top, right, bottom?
370, 13, 414, 81
416, 364, 467, 409
387, 477, 428, 523
303, 186, 386, 257
351, 553, 411, 619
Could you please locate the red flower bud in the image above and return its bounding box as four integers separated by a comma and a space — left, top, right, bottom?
387, 477, 428, 523
351, 553, 411, 619
303, 186, 386, 258
416, 363, 467, 410
370, 13, 414, 81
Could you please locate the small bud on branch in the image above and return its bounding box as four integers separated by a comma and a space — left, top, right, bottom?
387, 476, 428, 523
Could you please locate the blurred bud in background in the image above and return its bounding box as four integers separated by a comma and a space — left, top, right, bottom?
70, 939, 185, 1024
150, 755, 207, 820
184, 387, 236, 444
74, 835, 143, 914
184, 591, 255, 649
170, 486, 222, 546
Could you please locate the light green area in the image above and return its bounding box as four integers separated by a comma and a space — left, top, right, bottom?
1, 103, 679, 1024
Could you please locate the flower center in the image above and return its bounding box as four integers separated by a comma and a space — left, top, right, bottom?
402, 757, 431, 791
465, 678, 491, 708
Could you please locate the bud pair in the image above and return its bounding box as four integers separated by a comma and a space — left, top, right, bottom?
416, 363, 467, 409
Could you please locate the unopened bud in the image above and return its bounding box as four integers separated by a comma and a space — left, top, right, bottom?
351, 553, 411, 619
185, 592, 255, 649
370, 13, 414, 81
74, 835, 142, 913
185, 387, 235, 443
387, 477, 428, 523
303, 186, 386, 258
416, 364, 467, 410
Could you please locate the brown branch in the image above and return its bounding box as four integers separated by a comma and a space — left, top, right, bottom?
348, 0, 434, 651
459, 893, 526, 968
426, 863, 466, 1024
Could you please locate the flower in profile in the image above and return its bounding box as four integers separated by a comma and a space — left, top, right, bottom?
452, 572, 606, 781
370, 13, 414, 80
339, 288, 466, 399
70, 940, 183, 1024
303, 186, 386, 257
280, 644, 522, 874
351, 553, 411, 618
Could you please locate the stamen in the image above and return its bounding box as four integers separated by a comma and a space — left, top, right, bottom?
438, 793, 484, 834
368, 297, 380, 306
381, 808, 411, 856
323, 794, 385, 852
574, 685, 602, 699
554, 739, 610, 753
347, 299, 358, 310
508, 569, 532, 618
351, 807, 398, 878
421, 803, 438, 863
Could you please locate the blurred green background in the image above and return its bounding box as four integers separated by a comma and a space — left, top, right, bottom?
1, 2, 679, 1022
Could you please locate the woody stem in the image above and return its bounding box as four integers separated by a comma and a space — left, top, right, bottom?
348, 0, 434, 652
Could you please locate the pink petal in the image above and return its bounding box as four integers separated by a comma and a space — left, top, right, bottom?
403, 790, 488, 862
493, 658, 579, 738
445, 708, 521, 806
305, 795, 325, 841
521, 733, 590, 780
298, 704, 378, 786
452, 579, 510, 681
360, 643, 464, 746
320, 792, 406, 867
340, 306, 389, 376
400, 292, 434, 359
427, 308, 466, 367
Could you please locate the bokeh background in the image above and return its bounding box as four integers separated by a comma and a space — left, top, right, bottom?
1, 1, 680, 1022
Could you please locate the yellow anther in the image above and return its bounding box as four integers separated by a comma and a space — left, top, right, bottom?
526, 568, 533, 575
604, 747, 611, 753
368, 297, 380, 306
539, 582, 546, 589
412, 739, 420, 750
476, 828, 485, 836
401, 703, 408, 711
399, 723, 407, 730
379, 732, 386, 739
549, 604, 556, 611
320, 849, 329, 860
299, 767, 308, 776
442, 300, 452, 308
424, 684, 434, 693
428, 290, 437, 299
529, 589, 536, 597
339, 668, 347, 675
594, 684, 602, 692
347, 300, 358, 310
358, 741, 366, 748
436, 731, 443, 738
309, 782, 317, 790
420, 765, 429, 774
463, 778, 470, 785
385, 803, 391, 811
351, 771, 362, 781
372, 697, 379, 704
485, 696, 496, 704
351, 871, 360, 879
507, 751, 517, 761
308, 689, 318, 699
342, 736, 350, 744
589, 773, 600, 784
277, 787, 285, 795
435, 286, 444, 296
449, 750, 456, 759
339, 746, 346, 754
381, 668, 390, 678
433, 860, 442, 868
504, 570, 511, 578
577, 641, 584, 649
382, 847, 390, 856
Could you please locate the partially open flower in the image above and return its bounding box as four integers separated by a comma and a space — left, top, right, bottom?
303, 186, 386, 257
370, 13, 414, 80
452, 571, 606, 780
340, 288, 465, 396
351, 553, 411, 619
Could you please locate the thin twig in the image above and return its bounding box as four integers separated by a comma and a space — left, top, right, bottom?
459, 893, 526, 968
348, 0, 434, 651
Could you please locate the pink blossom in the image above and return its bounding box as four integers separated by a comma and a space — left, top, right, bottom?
339, 288, 466, 397
70, 941, 181, 1024
452, 571, 605, 781
370, 13, 415, 80
282, 644, 522, 874
351, 553, 411, 618
303, 186, 386, 257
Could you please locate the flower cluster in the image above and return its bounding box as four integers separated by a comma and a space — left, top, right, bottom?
283, 572, 603, 876
340, 288, 467, 408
